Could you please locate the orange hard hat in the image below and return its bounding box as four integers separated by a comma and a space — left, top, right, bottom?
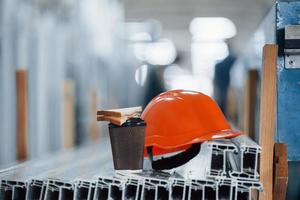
142, 90, 240, 157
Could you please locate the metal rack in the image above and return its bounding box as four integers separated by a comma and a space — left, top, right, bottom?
0, 136, 262, 200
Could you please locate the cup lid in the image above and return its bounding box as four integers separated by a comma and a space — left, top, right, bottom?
109, 117, 146, 128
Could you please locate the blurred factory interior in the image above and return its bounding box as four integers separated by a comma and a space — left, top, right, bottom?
0, 0, 273, 163
1, 0, 300, 199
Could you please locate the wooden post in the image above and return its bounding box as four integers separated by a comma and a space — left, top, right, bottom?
273, 143, 288, 200
242, 69, 258, 139
259, 44, 278, 200
227, 88, 238, 125
89, 90, 99, 141
16, 69, 28, 161
64, 80, 75, 149
242, 69, 259, 200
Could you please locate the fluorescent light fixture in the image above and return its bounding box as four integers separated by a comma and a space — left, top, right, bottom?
163, 64, 186, 87
166, 75, 213, 96
167, 75, 200, 91
133, 42, 148, 61
191, 41, 229, 62
145, 39, 177, 65
135, 64, 148, 86
190, 17, 237, 41
163, 65, 213, 96
133, 39, 177, 65
129, 32, 152, 42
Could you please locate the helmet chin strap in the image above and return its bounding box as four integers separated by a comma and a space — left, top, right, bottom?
147, 144, 201, 170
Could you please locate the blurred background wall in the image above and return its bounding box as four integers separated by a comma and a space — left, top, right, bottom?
0, 0, 273, 166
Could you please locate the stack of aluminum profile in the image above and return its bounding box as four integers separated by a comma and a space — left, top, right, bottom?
0, 135, 262, 200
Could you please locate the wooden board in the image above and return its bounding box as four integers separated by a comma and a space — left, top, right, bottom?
89, 90, 99, 140
273, 143, 288, 200
16, 69, 28, 161
97, 115, 128, 126
242, 69, 258, 139
242, 70, 259, 200
64, 80, 75, 149
97, 106, 142, 117
227, 88, 238, 124
258, 44, 278, 200
97, 106, 142, 126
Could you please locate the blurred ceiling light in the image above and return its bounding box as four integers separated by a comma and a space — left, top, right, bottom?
133, 42, 148, 61
168, 75, 200, 91
191, 62, 215, 78
195, 76, 214, 96
163, 64, 186, 86
123, 20, 162, 41
191, 41, 229, 62
129, 32, 152, 42
164, 65, 197, 90
190, 17, 236, 41
135, 64, 148, 86
145, 39, 177, 65
163, 65, 213, 96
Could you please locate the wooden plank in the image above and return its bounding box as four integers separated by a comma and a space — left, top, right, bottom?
242, 69, 258, 139
89, 90, 99, 141
64, 80, 75, 149
273, 143, 288, 200
16, 69, 28, 161
97, 115, 128, 126
97, 106, 142, 126
242, 69, 259, 200
227, 88, 238, 124
97, 106, 142, 117
259, 44, 278, 200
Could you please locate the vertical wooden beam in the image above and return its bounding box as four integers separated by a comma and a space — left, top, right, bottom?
64, 80, 75, 149
16, 69, 28, 161
242, 69, 258, 139
259, 44, 278, 200
273, 143, 288, 200
227, 88, 238, 125
89, 90, 99, 141
242, 69, 259, 200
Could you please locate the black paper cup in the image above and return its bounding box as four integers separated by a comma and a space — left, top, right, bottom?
108, 118, 146, 170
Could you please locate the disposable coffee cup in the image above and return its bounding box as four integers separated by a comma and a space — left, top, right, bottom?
108, 118, 146, 170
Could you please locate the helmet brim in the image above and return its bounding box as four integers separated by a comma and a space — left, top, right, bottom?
144, 129, 241, 156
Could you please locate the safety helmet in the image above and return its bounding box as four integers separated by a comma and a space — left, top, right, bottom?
142, 90, 240, 169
